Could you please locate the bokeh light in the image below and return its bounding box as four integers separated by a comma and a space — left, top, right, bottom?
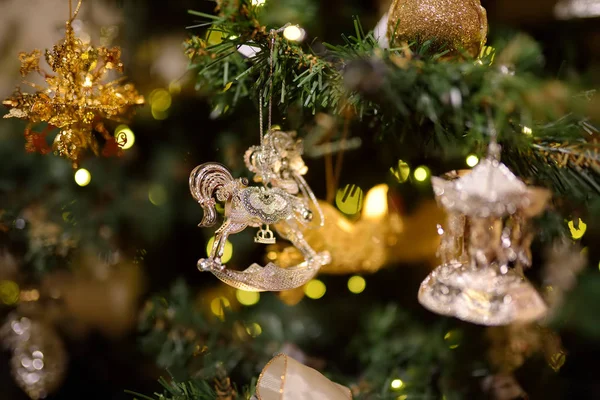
20, 289, 39, 302
522, 126, 533, 135
168, 81, 181, 95
413, 166, 429, 182
148, 184, 167, 206
251, 0, 266, 6
150, 89, 172, 111
466, 154, 479, 167
390, 379, 404, 390
210, 297, 231, 319
236, 289, 259, 306
245, 322, 262, 337
74, 168, 91, 186
149, 88, 172, 120
444, 330, 461, 349
115, 124, 135, 150
347, 276, 366, 294
283, 25, 305, 41
391, 160, 411, 183
568, 218, 587, 239
206, 236, 233, 264
335, 184, 363, 215
363, 184, 388, 220
0, 280, 20, 305
304, 279, 326, 299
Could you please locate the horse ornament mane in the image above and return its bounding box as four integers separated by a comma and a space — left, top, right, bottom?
189, 129, 330, 292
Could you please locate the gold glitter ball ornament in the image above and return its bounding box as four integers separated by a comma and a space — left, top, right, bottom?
2, 0, 144, 168
387, 0, 488, 58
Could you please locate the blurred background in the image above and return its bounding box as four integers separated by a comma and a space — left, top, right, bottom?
0, 0, 599, 399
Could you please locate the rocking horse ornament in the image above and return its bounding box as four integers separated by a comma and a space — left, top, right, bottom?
189, 130, 330, 292
189, 28, 329, 292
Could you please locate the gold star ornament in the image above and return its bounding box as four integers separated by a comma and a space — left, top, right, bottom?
2, 0, 144, 168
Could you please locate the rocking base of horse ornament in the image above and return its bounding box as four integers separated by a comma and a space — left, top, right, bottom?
189, 129, 330, 292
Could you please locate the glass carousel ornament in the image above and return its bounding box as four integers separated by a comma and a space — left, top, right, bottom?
418, 141, 549, 326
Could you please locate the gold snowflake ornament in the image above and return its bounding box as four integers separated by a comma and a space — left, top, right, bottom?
2, 1, 144, 168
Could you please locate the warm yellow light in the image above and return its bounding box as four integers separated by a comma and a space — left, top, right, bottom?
74, 168, 91, 186
391, 379, 404, 390
251, 0, 266, 5
283, 25, 305, 41
19, 289, 39, 302
206, 236, 234, 264
0, 280, 20, 305
148, 184, 167, 206
168, 81, 181, 95
210, 297, 231, 319
150, 89, 172, 112
391, 160, 411, 183
347, 276, 366, 294
336, 217, 355, 233
304, 279, 326, 299
236, 289, 260, 306
397, 396, 408, 400
413, 166, 429, 182
335, 184, 363, 215
246, 322, 263, 337
466, 154, 479, 167
151, 108, 169, 120
83, 74, 93, 87
362, 184, 389, 220
568, 218, 587, 240
522, 126, 533, 135
115, 125, 135, 150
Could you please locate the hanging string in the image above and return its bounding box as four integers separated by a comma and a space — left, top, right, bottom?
69, 0, 83, 24
268, 31, 275, 133
485, 106, 501, 161
259, 95, 264, 146
258, 24, 290, 145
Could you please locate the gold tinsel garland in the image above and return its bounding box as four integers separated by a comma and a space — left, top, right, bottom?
2, 0, 144, 168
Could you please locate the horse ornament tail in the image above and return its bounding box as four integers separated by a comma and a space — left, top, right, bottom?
189, 153, 330, 292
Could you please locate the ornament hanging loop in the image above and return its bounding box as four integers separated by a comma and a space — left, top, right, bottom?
485, 106, 501, 161
69, 0, 83, 24
259, 23, 291, 142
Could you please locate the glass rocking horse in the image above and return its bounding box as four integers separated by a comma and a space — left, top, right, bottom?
189, 129, 330, 292
189, 28, 329, 292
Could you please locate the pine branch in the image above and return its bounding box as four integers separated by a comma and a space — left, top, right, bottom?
186, 1, 600, 201
126, 377, 219, 400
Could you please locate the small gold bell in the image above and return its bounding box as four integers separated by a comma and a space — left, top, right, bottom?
255, 225, 276, 244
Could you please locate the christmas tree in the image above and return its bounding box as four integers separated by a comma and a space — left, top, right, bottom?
1, 0, 599, 399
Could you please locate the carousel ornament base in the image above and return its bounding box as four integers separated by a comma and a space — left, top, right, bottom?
418, 262, 548, 326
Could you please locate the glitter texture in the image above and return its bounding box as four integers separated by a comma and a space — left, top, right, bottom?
2, 2, 144, 168
387, 0, 488, 58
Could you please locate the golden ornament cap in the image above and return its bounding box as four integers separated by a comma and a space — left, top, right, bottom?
387, 0, 488, 58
